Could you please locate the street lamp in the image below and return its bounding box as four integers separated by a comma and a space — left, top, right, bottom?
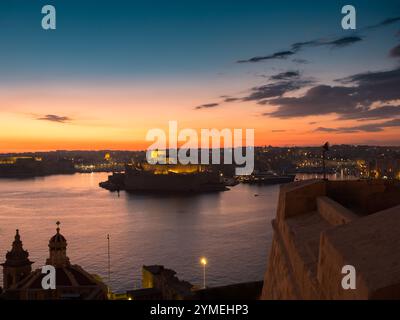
200, 257, 207, 289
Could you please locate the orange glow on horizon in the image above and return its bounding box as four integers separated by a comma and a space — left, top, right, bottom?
1, 83, 400, 153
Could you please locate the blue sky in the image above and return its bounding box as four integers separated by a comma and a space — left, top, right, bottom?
0, 0, 399, 81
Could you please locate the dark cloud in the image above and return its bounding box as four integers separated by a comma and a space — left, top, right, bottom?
238, 36, 362, 64
379, 17, 400, 26
390, 44, 400, 58
237, 16, 399, 64
337, 105, 400, 121
224, 97, 240, 102
338, 67, 400, 84
221, 73, 311, 104
309, 121, 317, 125
315, 127, 338, 133
195, 103, 219, 110
315, 119, 400, 134
243, 79, 313, 102
337, 68, 400, 102
292, 58, 309, 64
37, 114, 71, 123
291, 36, 362, 51
269, 71, 300, 81
291, 40, 317, 51
366, 16, 400, 30
237, 51, 295, 63
271, 129, 286, 133
264, 67, 400, 118
327, 36, 363, 48
265, 85, 357, 118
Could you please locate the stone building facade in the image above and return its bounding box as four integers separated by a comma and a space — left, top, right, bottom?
262, 179, 400, 300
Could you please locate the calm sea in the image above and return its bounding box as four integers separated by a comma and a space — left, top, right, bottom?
0, 173, 279, 292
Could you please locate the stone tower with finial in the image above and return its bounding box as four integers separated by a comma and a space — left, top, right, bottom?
46, 221, 70, 267
1, 229, 34, 290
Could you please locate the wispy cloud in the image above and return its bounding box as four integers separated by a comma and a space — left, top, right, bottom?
292, 58, 309, 64
37, 114, 72, 123
237, 36, 363, 64
236, 16, 400, 65
291, 36, 363, 51
315, 127, 339, 133
365, 16, 400, 30
269, 71, 300, 81
237, 51, 295, 63
315, 119, 400, 134
194, 103, 219, 110
202, 71, 315, 108
197, 16, 400, 122
223, 97, 240, 102
337, 105, 400, 121
196, 71, 312, 108
245, 78, 314, 103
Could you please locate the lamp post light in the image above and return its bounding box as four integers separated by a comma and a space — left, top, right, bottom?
200, 257, 207, 289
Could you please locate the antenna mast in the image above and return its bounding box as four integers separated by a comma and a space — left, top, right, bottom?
107, 234, 111, 285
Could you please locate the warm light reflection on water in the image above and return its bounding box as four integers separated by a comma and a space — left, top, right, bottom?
0, 173, 279, 292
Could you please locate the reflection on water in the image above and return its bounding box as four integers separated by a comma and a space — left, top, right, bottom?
0, 173, 279, 292
296, 173, 358, 181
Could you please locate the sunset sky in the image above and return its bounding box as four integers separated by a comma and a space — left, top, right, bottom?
1, 0, 400, 152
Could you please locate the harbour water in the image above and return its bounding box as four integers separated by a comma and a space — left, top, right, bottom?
0, 173, 279, 292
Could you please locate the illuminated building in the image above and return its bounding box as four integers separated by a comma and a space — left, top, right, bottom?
123, 163, 226, 192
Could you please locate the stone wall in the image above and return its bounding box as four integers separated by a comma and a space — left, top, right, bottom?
262, 232, 300, 299
317, 196, 357, 226
261, 179, 400, 300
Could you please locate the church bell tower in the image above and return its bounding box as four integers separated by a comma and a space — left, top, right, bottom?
46, 221, 70, 267
1, 229, 33, 290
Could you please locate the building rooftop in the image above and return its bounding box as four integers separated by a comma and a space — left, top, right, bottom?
13, 265, 98, 290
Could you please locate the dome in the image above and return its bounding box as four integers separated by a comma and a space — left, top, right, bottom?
48, 221, 67, 247
11, 264, 108, 300
49, 233, 66, 244
46, 221, 70, 267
